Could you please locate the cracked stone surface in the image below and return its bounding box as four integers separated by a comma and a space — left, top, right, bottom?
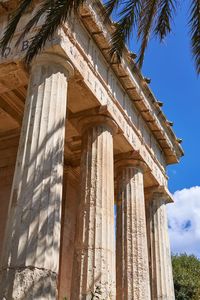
0, 267, 57, 300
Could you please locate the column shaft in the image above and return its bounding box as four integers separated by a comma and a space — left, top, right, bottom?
71, 120, 116, 299
147, 196, 175, 300
116, 163, 151, 300
59, 170, 79, 299
0, 54, 72, 299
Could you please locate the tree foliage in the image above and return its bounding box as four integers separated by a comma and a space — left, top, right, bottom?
172, 254, 200, 300
0, 0, 199, 74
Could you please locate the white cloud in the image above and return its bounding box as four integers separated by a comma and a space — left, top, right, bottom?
167, 186, 200, 258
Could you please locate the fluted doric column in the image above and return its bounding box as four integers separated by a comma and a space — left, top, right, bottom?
0, 53, 73, 299
146, 191, 175, 300
71, 115, 117, 300
116, 158, 151, 300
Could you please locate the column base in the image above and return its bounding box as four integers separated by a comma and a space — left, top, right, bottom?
0, 267, 57, 299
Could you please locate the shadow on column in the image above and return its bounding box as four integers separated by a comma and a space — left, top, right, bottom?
0, 120, 66, 299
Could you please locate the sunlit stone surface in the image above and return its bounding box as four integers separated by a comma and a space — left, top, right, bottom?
0, 1, 183, 299
0, 53, 73, 299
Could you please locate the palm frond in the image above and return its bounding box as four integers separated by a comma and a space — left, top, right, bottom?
189, 0, 200, 75
15, 0, 54, 47
24, 0, 85, 63
154, 0, 177, 41
104, 0, 121, 22
137, 0, 159, 68
109, 0, 142, 60
0, 0, 33, 55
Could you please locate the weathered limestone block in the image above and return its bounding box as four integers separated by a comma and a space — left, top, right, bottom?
71, 115, 117, 300
0, 53, 73, 299
116, 159, 151, 300
146, 193, 175, 300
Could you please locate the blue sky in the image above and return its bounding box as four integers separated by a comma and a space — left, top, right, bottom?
141, 4, 200, 193
135, 3, 200, 257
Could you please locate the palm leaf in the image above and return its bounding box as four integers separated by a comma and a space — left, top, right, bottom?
0, 0, 199, 74
189, 0, 200, 75
15, 0, 54, 47
109, 0, 142, 60
137, 0, 159, 68
24, 0, 85, 63
0, 0, 34, 55
154, 0, 177, 41
104, 0, 121, 22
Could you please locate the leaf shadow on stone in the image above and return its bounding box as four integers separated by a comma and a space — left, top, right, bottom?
0, 119, 66, 299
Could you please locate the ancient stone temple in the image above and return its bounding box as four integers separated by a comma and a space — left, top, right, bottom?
0, 1, 183, 299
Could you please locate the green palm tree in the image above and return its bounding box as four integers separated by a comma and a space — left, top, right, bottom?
0, 0, 199, 74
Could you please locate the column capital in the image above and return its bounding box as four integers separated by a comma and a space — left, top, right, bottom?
31, 52, 74, 79
145, 185, 173, 203
115, 151, 147, 173
79, 114, 118, 135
